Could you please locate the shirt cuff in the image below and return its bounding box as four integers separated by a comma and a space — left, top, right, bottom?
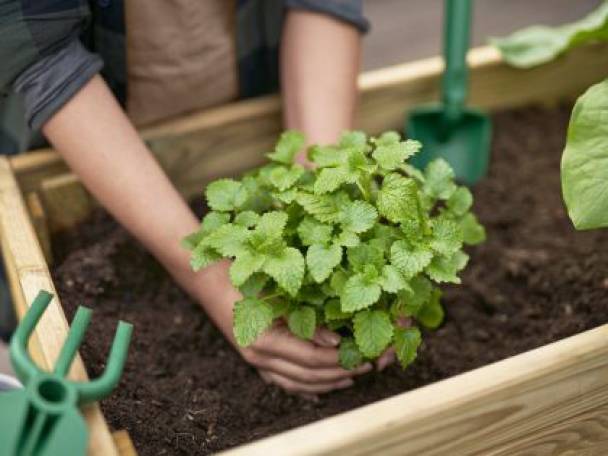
285, 0, 370, 33
13, 40, 103, 131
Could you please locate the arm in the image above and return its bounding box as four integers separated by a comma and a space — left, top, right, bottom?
42, 75, 372, 394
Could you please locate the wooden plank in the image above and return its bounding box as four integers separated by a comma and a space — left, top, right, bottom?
11, 43, 608, 200
25, 192, 53, 264
221, 324, 608, 456
39, 173, 93, 232
112, 430, 138, 456
0, 157, 118, 456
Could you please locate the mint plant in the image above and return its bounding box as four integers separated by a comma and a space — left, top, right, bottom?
183, 130, 486, 369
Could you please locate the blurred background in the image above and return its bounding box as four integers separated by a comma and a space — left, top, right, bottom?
0, 0, 603, 378
363, 0, 602, 70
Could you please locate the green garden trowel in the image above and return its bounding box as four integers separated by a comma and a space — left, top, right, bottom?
406, 0, 491, 185
0, 290, 132, 456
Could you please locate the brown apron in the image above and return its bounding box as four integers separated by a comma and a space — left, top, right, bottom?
125, 0, 238, 126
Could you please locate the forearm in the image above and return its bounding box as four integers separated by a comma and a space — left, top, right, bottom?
42, 75, 235, 326
281, 9, 361, 148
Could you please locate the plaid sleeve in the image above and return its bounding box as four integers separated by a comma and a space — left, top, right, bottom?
285, 0, 369, 32
0, 0, 103, 130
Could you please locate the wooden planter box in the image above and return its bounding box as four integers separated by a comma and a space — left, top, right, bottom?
2, 43, 608, 455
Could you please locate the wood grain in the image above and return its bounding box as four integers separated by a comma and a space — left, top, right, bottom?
0, 158, 119, 456
25, 192, 53, 264
112, 430, 138, 456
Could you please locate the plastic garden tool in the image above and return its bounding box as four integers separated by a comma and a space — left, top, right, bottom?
406, 0, 491, 185
0, 290, 133, 456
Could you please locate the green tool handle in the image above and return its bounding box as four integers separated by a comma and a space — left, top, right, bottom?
442, 0, 472, 126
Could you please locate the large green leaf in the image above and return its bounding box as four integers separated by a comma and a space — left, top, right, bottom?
353, 310, 394, 358
306, 243, 343, 283
492, 2, 608, 68
233, 298, 274, 346
288, 306, 316, 340
394, 327, 421, 368
561, 79, 608, 229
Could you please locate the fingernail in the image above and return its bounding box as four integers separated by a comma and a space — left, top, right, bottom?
328, 334, 341, 346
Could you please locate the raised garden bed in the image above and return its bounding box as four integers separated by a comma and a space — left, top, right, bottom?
2, 43, 608, 456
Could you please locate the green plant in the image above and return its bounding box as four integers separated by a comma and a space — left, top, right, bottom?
493, 4, 608, 230
183, 130, 485, 369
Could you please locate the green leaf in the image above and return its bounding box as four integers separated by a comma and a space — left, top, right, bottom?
417, 289, 444, 329
263, 247, 305, 297
297, 217, 333, 246
424, 159, 457, 200
272, 188, 298, 204
233, 298, 274, 346
306, 243, 343, 283
296, 192, 340, 223
341, 274, 382, 312
309, 145, 347, 168
206, 179, 248, 211
234, 211, 260, 228
267, 130, 305, 164
380, 265, 410, 293
255, 211, 288, 240
460, 213, 487, 245
329, 270, 348, 296
339, 201, 377, 233
181, 230, 206, 251
492, 3, 608, 69
430, 217, 463, 256
339, 131, 368, 148
313, 167, 351, 194
373, 139, 421, 170
288, 306, 317, 340
190, 243, 221, 271
447, 187, 473, 216
426, 251, 469, 284
269, 165, 305, 191
203, 224, 250, 257
324, 299, 352, 321
395, 275, 433, 317
353, 310, 394, 358
394, 327, 421, 368
335, 229, 360, 247
390, 240, 433, 279
339, 337, 364, 370
230, 251, 265, 287
347, 243, 384, 273
377, 173, 420, 224
239, 273, 269, 297
561, 79, 608, 230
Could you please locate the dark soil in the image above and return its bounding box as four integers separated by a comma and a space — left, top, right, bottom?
52, 105, 608, 455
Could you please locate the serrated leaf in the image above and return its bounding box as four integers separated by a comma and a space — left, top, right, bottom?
233, 298, 274, 346
324, 299, 351, 321
335, 229, 360, 247
306, 243, 343, 283
267, 130, 305, 164
377, 173, 420, 224
375, 131, 401, 146
347, 243, 384, 273
380, 265, 410, 293
190, 243, 221, 271
330, 270, 348, 296
309, 145, 347, 168
353, 310, 393, 358
390, 240, 433, 279
401, 162, 426, 182
230, 251, 265, 287
269, 165, 305, 191
255, 211, 288, 240
430, 217, 463, 256
417, 289, 444, 329
426, 251, 469, 284
339, 337, 364, 370
234, 211, 260, 227
373, 139, 421, 170
288, 306, 316, 340
272, 188, 298, 204
340, 201, 377, 233
206, 179, 248, 211
239, 273, 269, 297
296, 192, 340, 223
340, 131, 368, 148
181, 230, 206, 251
395, 275, 433, 317
263, 247, 305, 297
313, 167, 351, 194
203, 224, 250, 257
447, 187, 473, 215
394, 327, 421, 368
460, 213, 487, 245
341, 273, 381, 312
297, 217, 333, 246
424, 159, 457, 200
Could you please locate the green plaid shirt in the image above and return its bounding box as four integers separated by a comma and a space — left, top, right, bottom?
0, 0, 367, 153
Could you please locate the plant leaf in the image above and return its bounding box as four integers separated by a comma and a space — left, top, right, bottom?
190, 243, 221, 271
417, 289, 444, 329
390, 240, 433, 279
288, 306, 317, 340
202, 224, 250, 257
267, 130, 305, 164
314, 167, 351, 194
430, 217, 463, 256
230, 251, 265, 287
296, 192, 340, 223
447, 187, 473, 216
233, 298, 274, 346
340, 200, 378, 233
339, 337, 364, 370
561, 79, 608, 230
324, 299, 352, 321
341, 273, 382, 312
373, 139, 421, 170
460, 213, 487, 245
239, 273, 269, 297
426, 251, 469, 284
424, 159, 457, 200
297, 217, 333, 246
234, 211, 260, 228
269, 165, 305, 191
394, 327, 421, 368
380, 265, 410, 293
206, 179, 248, 211
263, 247, 305, 297
306, 243, 343, 283
353, 310, 394, 358
377, 173, 420, 224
